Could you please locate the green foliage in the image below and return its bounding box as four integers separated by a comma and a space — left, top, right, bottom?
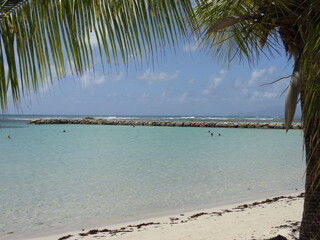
194, 0, 303, 63
1, 1, 319, 155
194, 0, 320, 167
83, 116, 94, 120
0, 0, 196, 111
1, 0, 320, 238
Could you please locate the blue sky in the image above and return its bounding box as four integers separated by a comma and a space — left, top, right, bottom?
6, 39, 299, 117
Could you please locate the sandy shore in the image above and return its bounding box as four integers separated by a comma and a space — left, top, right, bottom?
27, 193, 304, 240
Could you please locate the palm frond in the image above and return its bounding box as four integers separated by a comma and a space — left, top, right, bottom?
194, 0, 304, 63
285, 63, 301, 132
0, 0, 28, 18
0, 0, 196, 111
206, 15, 249, 33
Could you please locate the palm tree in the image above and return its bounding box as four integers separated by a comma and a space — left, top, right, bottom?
1, 1, 319, 239
194, 1, 320, 239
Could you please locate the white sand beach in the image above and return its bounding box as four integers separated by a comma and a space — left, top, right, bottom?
28, 193, 304, 240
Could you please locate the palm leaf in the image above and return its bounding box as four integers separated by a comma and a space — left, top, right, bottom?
0, 0, 196, 110
206, 15, 249, 34
284, 65, 301, 132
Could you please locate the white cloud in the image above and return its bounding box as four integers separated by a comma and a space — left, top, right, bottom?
65, 61, 75, 76
88, 32, 99, 48
242, 88, 249, 95
233, 65, 289, 103
95, 76, 106, 85
112, 72, 124, 82
139, 69, 179, 85
219, 68, 228, 76
187, 79, 195, 85
240, 88, 279, 102
38, 81, 55, 94
182, 43, 198, 53
210, 76, 223, 88
140, 92, 150, 100
182, 38, 201, 53
234, 78, 245, 88
79, 71, 123, 88
178, 92, 188, 102
235, 66, 278, 89
239, 89, 261, 102
234, 96, 240, 101
85, 31, 107, 49
202, 68, 226, 95
248, 69, 266, 86
248, 66, 277, 86
106, 92, 118, 97
263, 92, 278, 99
202, 89, 210, 95
249, 91, 260, 101
79, 72, 104, 88
268, 66, 277, 74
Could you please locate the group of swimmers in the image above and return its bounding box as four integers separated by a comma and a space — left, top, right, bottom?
6, 129, 67, 139
208, 130, 221, 136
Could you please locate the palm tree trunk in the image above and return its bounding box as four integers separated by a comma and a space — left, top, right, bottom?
299, 89, 320, 240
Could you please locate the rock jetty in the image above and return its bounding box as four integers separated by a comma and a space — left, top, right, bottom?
29, 118, 302, 130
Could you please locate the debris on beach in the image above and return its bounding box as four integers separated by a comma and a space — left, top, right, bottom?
55, 193, 304, 240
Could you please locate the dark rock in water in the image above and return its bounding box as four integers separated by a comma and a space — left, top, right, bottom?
266, 235, 288, 240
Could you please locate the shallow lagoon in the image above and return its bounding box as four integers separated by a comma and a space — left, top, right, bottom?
0, 118, 305, 239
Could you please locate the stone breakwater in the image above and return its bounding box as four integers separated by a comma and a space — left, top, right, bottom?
29, 119, 302, 129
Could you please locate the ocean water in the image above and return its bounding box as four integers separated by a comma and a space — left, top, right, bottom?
0, 115, 305, 239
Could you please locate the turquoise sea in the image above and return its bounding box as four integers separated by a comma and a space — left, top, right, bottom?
0, 115, 305, 239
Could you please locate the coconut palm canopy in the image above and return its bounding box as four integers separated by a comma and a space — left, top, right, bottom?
194, 0, 320, 131
1, 0, 320, 239
0, 0, 196, 110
